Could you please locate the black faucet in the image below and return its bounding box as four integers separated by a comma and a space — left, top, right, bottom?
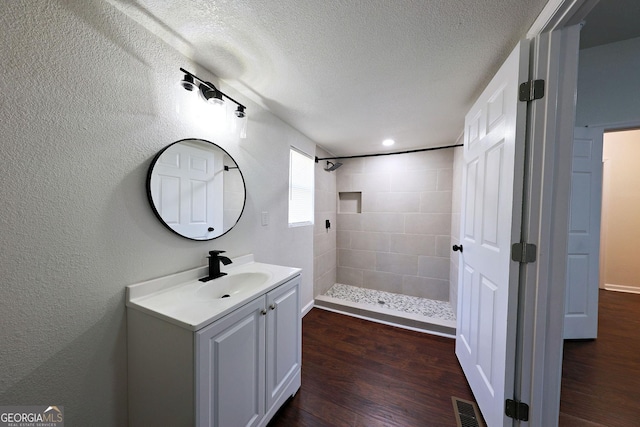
199, 250, 233, 282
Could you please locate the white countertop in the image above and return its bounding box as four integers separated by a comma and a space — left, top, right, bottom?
126, 255, 301, 331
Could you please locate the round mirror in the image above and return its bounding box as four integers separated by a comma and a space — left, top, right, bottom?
147, 138, 246, 240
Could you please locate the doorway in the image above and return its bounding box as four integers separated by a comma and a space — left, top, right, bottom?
559, 127, 640, 425
564, 126, 640, 337
558, 7, 640, 418
599, 128, 640, 293
515, 0, 640, 421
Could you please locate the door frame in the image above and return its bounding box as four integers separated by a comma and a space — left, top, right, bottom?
518, 0, 599, 425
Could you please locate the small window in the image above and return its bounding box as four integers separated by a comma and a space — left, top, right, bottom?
288, 147, 314, 226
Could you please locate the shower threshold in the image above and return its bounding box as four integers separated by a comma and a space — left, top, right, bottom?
314, 283, 456, 338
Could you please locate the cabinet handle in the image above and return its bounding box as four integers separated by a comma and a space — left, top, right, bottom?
269, 304, 276, 311
260, 309, 267, 316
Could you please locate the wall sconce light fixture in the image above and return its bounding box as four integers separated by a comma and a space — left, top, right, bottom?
179, 68, 248, 138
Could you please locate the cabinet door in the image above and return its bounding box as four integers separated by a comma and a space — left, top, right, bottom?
265, 277, 301, 410
196, 297, 266, 427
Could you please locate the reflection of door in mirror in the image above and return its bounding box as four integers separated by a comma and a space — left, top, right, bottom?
150, 142, 223, 239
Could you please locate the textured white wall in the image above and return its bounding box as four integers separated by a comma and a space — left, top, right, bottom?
576, 37, 640, 127
0, 1, 314, 425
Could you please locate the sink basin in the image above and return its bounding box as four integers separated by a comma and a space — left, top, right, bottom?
126, 256, 302, 330
193, 272, 271, 300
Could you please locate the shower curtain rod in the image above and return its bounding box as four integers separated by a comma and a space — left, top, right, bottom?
315, 143, 463, 163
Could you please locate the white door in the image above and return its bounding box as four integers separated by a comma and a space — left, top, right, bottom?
563, 127, 603, 339
456, 40, 529, 427
151, 143, 224, 239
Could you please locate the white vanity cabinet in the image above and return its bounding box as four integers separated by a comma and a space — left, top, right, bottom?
196, 296, 265, 427
127, 269, 301, 427
196, 276, 301, 427
265, 278, 301, 411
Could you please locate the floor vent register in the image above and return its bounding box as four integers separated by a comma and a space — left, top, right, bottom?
451, 397, 485, 427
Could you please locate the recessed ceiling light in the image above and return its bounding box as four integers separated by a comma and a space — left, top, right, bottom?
382, 139, 395, 146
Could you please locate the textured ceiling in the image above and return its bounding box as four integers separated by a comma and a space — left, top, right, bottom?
109, 0, 552, 156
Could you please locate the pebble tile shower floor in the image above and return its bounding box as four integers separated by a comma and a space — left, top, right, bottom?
324, 283, 456, 322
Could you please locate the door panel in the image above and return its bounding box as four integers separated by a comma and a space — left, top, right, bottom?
151, 143, 224, 239
563, 127, 603, 339
482, 141, 505, 248
459, 265, 475, 354
456, 40, 529, 427
464, 160, 479, 241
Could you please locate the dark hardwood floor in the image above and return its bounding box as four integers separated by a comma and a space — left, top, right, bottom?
268, 308, 477, 427
559, 289, 640, 427
269, 289, 639, 427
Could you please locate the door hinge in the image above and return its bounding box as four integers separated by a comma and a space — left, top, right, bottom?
519, 79, 545, 102
505, 399, 529, 421
511, 242, 536, 263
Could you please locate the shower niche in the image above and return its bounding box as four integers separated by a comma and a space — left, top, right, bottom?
338, 192, 361, 214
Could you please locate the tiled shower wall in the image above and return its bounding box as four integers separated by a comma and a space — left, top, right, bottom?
336, 149, 454, 301
313, 147, 337, 296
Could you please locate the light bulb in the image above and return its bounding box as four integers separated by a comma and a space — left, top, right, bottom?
239, 116, 248, 139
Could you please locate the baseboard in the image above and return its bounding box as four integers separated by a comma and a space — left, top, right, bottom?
604, 284, 640, 294
301, 299, 314, 317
